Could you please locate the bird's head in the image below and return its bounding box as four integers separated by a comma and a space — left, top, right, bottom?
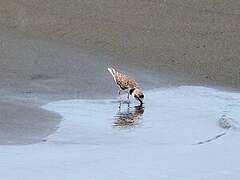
129, 88, 144, 106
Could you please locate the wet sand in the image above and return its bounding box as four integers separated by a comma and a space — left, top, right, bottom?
0, 100, 60, 145
0, 1, 239, 144
1, 1, 240, 88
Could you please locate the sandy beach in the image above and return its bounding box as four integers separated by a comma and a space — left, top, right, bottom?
0, 0, 239, 144
0, 1, 240, 179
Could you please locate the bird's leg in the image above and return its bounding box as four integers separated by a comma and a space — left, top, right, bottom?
127, 101, 130, 111
118, 101, 122, 111
127, 92, 131, 103
118, 89, 122, 101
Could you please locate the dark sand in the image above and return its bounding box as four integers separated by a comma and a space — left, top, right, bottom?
0, 0, 239, 144
0, 100, 60, 144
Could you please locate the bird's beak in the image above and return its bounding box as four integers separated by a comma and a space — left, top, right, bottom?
137, 97, 143, 106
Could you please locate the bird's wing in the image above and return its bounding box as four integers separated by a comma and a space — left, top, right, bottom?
107, 67, 139, 89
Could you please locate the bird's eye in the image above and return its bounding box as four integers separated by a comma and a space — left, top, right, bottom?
139, 94, 144, 98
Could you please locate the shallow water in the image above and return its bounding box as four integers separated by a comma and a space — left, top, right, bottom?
43, 86, 240, 146
1, 86, 240, 179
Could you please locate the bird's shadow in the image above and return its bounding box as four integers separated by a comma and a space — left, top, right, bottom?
113, 102, 144, 128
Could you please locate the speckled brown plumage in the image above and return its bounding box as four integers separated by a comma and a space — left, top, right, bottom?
108, 67, 139, 90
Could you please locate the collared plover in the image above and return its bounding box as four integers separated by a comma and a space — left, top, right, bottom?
107, 67, 144, 105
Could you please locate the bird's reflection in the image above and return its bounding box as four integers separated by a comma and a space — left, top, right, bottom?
113, 101, 144, 128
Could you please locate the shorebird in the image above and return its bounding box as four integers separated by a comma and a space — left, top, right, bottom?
107, 67, 144, 105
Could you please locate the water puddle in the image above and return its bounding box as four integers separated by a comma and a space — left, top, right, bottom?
43, 86, 240, 146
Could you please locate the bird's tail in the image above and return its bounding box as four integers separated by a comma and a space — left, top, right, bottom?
107, 67, 117, 82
